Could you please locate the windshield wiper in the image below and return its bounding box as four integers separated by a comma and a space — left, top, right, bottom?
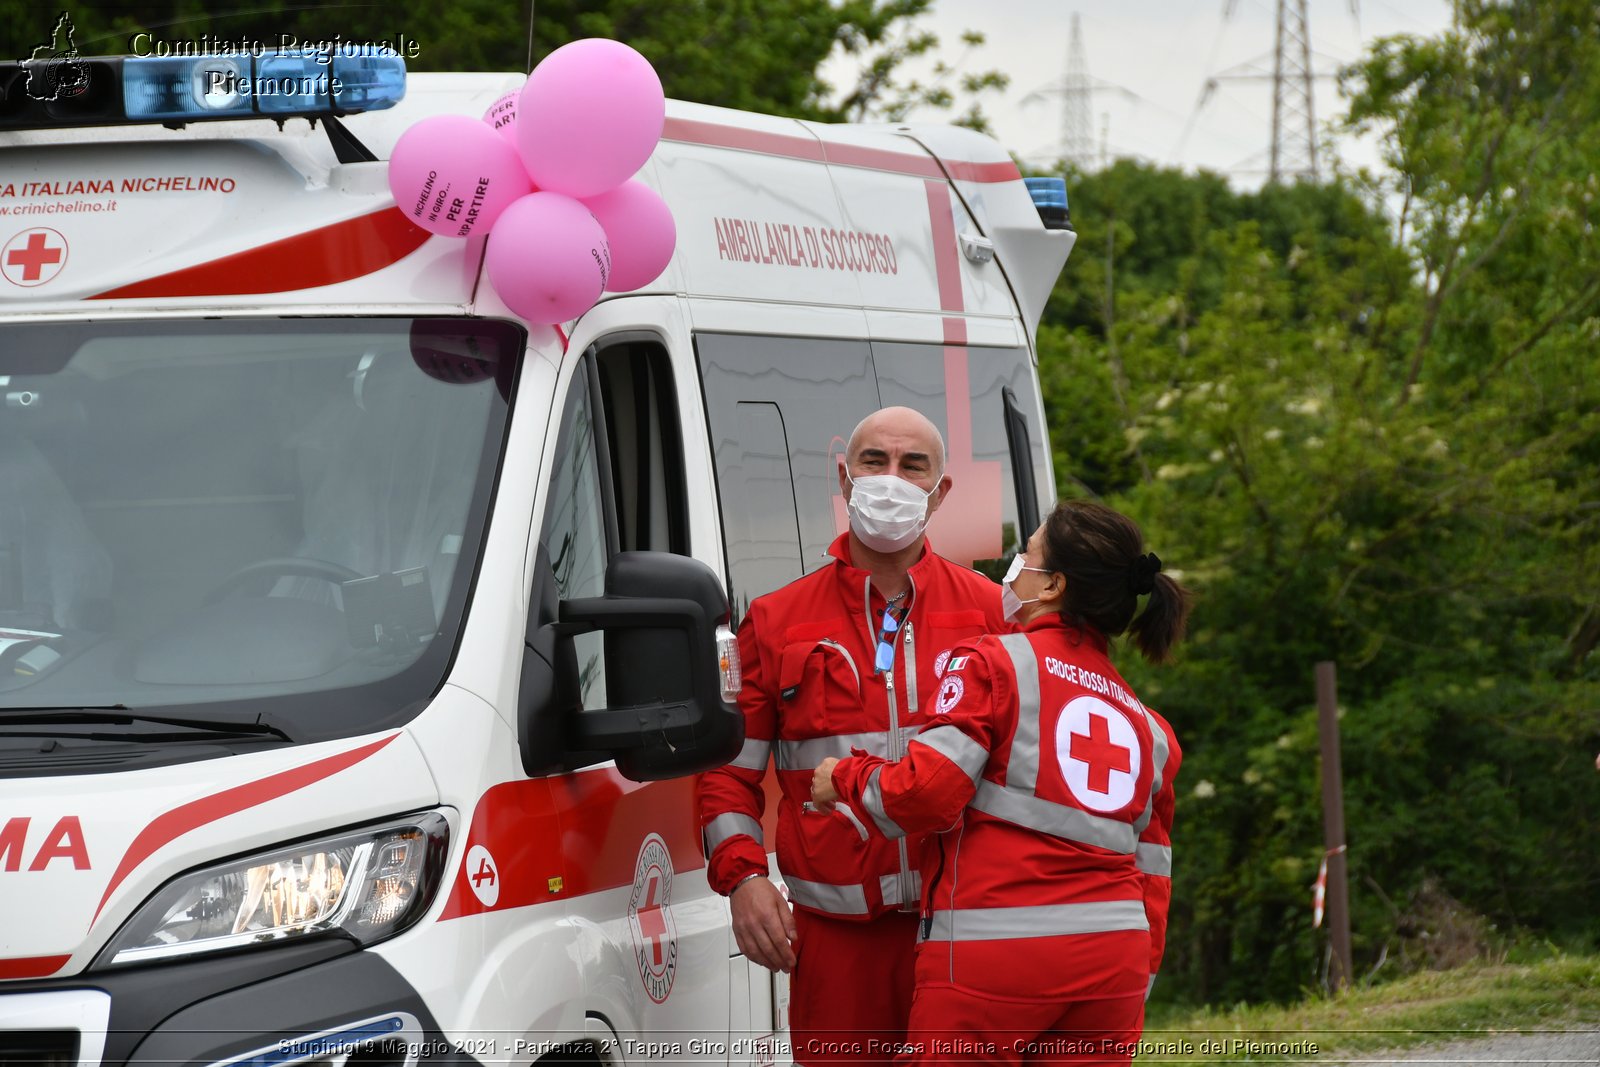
0, 707, 292, 742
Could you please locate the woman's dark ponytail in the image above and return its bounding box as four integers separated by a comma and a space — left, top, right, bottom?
1040, 500, 1192, 664
1128, 571, 1190, 664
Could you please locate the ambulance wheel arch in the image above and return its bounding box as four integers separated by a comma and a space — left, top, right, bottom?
529, 1015, 623, 1065
518, 324, 741, 782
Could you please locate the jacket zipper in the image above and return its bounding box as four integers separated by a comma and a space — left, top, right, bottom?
815, 638, 861, 692
868, 575, 920, 912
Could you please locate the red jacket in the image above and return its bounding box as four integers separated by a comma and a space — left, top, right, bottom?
830, 615, 1181, 999
696, 533, 1007, 920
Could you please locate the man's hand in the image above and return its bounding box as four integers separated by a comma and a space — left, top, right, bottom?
812, 757, 841, 809
730, 876, 797, 973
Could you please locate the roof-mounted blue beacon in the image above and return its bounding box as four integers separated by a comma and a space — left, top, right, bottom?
0, 48, 406, 129
1024, 176, 1072, 232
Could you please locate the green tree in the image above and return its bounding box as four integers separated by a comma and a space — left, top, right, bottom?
1037, 0, 1600, 1004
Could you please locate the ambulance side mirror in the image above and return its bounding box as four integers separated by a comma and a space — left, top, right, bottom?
519, 550, 744, 782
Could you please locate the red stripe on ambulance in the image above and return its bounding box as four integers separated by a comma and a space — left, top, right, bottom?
88, 208, 429, 299
922, 178, 1005, 563
91, 733, 400, 925
937, 158, 1023, 184
439, 769, 707, 921
663, 117, 1020, 183
0, 954, 72, 980
664, 118, 828, 163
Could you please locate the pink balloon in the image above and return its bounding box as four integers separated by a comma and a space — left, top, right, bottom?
482, 90, 519, 143
485, 192, 612, 324
517, 38, 665, 198
390, 115, 531, 238
582, 180, 676, 292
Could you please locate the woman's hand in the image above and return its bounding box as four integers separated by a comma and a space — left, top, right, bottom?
811, 757, 841, 809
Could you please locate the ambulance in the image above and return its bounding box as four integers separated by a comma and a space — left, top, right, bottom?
0, 47, 1074, 1066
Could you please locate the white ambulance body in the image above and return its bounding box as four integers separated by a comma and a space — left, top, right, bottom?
0, 64, 1073, 1067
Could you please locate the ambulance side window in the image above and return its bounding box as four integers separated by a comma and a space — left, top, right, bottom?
594, 340, 687, 555
541, 363, 612, 710
719, 401, 804, 621
871, 342, 1050, 581
696, 333, 879, 621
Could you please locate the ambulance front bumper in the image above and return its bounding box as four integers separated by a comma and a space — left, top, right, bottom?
0, 940, 482, 1067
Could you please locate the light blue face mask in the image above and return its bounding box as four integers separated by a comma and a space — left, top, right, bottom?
1001, 553, 1051, 622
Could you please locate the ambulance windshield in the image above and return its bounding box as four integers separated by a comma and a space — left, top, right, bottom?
0, 318, 519, 736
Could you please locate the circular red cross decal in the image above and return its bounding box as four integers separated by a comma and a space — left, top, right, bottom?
3, 228, 69, 287
1053, 696, 1142, 812
628, 832, 679, 1004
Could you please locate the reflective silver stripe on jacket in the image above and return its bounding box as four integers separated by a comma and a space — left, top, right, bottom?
703, 812, 764, 858
729, 737, 773, 771
784, 876, 869, 916
903, 620, 918, 719
912, 725, 990, 782
972, 633, 1151, 853
1136, 842, 1172, 877
1133, 708, 1169, 834
834, 802, 870, 841
922, 899, 1149, 942
880, 869, 923, 908
860, 765, 905, 838
997, 634, 1043, 793
969, 781, 1137, 854
777, 731, 891, 770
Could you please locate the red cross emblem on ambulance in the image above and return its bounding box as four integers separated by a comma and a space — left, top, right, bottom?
3, 228, 68, 287
628, 832, 679, 1003
1054, 696, 1142, 813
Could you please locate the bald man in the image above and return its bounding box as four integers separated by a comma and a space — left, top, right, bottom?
697, 407, 1009, 1065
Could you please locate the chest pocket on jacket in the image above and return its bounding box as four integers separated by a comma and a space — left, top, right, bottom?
778, 638, 864, 735
907, 610, 989, 721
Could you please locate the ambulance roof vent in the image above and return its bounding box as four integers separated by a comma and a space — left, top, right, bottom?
0, 50, 405, 147
1024, 176, 1072, 232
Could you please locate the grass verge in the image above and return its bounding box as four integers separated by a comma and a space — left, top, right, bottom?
1136, 953, 1600, 1062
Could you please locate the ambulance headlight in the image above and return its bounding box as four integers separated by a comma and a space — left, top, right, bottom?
98, 813, 449, 968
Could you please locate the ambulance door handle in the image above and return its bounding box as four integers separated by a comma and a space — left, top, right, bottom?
959, 233, 995, 264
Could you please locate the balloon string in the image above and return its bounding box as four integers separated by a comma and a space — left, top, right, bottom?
554, 324, 569, 353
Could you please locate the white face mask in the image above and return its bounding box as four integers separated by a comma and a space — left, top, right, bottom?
1001, 553, 1051, 623
846, 470, 939, 553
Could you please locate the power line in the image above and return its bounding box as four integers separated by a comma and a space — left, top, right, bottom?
1063, 14, 1093, 170
1203, 0, 1325, 182
1270, 0, 1318, 181
1023, 13, 1145, 171
1180, 0, 1367, 182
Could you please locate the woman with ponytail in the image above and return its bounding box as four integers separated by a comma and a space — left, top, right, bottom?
812, 500, 1190, 1065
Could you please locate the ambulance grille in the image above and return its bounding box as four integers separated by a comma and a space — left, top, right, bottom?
0, 1030, 77, 1067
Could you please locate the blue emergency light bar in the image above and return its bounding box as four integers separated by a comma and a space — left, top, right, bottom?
0, 50, 405, 131
1024, 176, 1072, 231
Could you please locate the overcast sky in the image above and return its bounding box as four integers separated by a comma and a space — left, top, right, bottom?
824, 0, 1454, 185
